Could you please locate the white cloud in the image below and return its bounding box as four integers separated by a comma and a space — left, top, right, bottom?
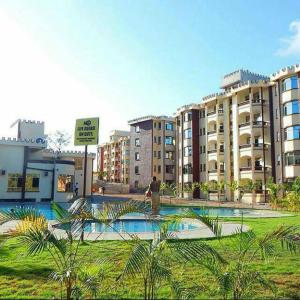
277, 20, 300, 56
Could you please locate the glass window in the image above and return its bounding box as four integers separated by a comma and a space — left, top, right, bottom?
135, 152, 140, 161
26, 174, 40, 192
7, 173, 23, 192
165, 122, 174, 131
165, 136, 174, 145
158, 122, 161, 130
184, 112, 192, 122
284, 126, 300, 140
135, 138, 140, 146
285, 151, 300, 165
57, 175, 73, 192
183, 163, 192, 174
134, 180, 139, 188
165, 151, 174, 160
158, 136, 161, 144
283, 100, 300, 116
135, 166, 139, 175
158, 151, 161, 159
135, 125, 140, 133
184, 146, 192, 157
184, 128, 192, 139
166, 165, 174, 174
277, 155, 281, 166
282, 76, 298, 92
158, 165, 161, 173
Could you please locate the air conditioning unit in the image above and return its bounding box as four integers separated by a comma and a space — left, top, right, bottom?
0, 170, 6, 175
44, 171, 49, 177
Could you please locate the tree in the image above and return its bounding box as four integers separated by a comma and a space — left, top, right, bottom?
217, 181, 225, 202
118, 219, 223, 300
227, 181, 240, 202
199, 182, 210, 200
0, 199, 149, 299
47, 130, 71, 157
266, 177, 283, 209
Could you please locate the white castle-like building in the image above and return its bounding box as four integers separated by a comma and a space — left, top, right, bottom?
0, 120, 95, 202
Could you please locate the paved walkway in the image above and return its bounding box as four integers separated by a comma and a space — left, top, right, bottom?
91, 193, 272, 210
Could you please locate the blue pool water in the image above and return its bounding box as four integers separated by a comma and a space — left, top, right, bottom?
57, 219, 198, 233
0, 201, 257, 220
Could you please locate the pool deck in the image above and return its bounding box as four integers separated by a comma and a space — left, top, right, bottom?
0, 219, 250, 240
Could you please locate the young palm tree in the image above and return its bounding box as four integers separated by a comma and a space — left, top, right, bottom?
199, 182, 210, 201
118, 219, 224, 300
200, 224, 300, 300
266, 177, 283, 209
0, 199, 150, 299
227, 181, 239, 202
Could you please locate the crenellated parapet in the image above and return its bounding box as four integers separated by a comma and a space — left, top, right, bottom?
270, 63, 300, 81
43, 149, 96, 158
128, 115, 174, 125
0, 136, 47, 147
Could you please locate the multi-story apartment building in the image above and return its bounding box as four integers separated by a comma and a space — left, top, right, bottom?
101, 130, 130, 183
128, 116, 176, 191
176, 70, 273, 202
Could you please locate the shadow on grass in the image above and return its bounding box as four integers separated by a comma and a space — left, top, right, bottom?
0, 265, 53, 280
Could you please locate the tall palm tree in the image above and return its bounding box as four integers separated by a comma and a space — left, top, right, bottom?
0, 199, 150, 299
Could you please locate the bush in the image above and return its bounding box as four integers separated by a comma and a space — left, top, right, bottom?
283, 191, 300, 212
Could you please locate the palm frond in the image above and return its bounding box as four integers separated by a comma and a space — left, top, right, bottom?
182, 208, 222, 238
51, 202, 72, 221
0, 207, 43, 225
171, 281, 201, 300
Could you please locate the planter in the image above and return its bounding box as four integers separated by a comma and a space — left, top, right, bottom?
183, 192, 193, 199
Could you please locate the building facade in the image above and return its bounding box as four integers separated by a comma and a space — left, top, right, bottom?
175, 64, 300, 203
128, 116, 176, 191
0, 120, 94, 202
101, 130, 130, 184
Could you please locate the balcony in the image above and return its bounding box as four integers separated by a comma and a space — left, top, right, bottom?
238, 100, 250, 107
253, 120, 269, 127
240, 167, 252, 171
207, 110, 216, 116
208, 169, 218, 174
239, 143, 251, 149
207, 130, 217, 135
239, 122, 251, 128
207, 149, 217, 154
252, 99, 266, 105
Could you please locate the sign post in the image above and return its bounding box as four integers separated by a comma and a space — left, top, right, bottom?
74, 117, 99, 198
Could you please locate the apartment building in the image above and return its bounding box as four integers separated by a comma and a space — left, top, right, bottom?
101, 130, 130, 183
128, 116, 176, 191
175, 67, 290, 203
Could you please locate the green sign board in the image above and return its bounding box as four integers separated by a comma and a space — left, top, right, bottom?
74, 117, 99, 146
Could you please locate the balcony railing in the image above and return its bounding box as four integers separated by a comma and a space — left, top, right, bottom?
239, 122, 251, 128
208, 170, 218, 173
218, 109, 224, 114
253, 121, 269, 127
240, 167, 252, 171
252, 99, 266, 105
208, 149, 217, 154
207, 130, 217, 135
207, 110, 217, 116
239, 144, 251, 149
238, 100, 250, 107
219, 128, 224, 133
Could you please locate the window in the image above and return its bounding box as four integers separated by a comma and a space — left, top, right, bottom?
275, 108, 278, 119
7, 173, 23, 192
57, 175, 73, 193
166, 165, 174, 174
158, 122, 161, 130
154, 122, 156, 128
135, 166, 139, 175
158, 136, 161, 144
282, 76, 298, 92
165, 151, 175, 160
277, 154, 281, 166
184, 128, 192, 139
154, 151, 157, 158
74, 158, 83, 170
203, 164, 206, 172
135, 138, 140, 146
283, 100, 300, 116
135, 125, 140, 133
154, 136, 157, 143
158, 165, 161, 173
158, 151, 161, 159
134, 180, 139, 188
7, 173, 40, 192
183, 163, 192, 174
277, 131, 280, 142
165, 122, 174, 131
284, 125, 300, 140
285, 151, 300, 165
135, 152, 140, 161
200, 164, 202, 172
203, 145, 206, 153
184, 146, 192, 157
203, 127, 205, 135
200, 128, 202, 136
184, 112, 192, 122
165, 136, 174, 145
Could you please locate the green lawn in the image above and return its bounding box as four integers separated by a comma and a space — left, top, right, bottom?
0, 214, 299, 299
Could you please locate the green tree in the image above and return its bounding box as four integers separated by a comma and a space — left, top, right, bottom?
266, 177, 283, 208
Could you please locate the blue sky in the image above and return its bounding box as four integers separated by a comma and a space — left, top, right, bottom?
0, 0, 300, 146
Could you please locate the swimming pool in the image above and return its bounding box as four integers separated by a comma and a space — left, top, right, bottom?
0, 201, 272, 220
56, 219, 199, 233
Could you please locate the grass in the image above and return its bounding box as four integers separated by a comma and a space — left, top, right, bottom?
0, 214, 299, 299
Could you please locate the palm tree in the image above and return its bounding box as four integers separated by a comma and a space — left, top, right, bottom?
227, 181, 239, 202
118, 219, 224, 300
0, 199, 149, 299
266, 177, 283, 209
200, 224, 300, 300
217, 181, 226, 202
199, 182, 210, 201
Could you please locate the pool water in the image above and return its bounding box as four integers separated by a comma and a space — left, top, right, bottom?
57, 219, 199, 233
0, 201, 257, 220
